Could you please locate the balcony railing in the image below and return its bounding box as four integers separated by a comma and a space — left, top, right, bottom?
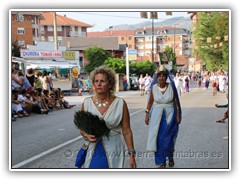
32, 24, 39, 29
68, 31, 87, 37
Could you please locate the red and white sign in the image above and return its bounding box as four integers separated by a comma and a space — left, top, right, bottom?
21, 50, 62, 58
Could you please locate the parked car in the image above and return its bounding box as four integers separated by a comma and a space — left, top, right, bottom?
129, 76, 139, 90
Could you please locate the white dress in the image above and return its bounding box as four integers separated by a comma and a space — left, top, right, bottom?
82, 97, 125, 168
147, 84, 174, 151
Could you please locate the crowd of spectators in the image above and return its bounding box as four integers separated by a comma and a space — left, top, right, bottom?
11, 67, 75, 121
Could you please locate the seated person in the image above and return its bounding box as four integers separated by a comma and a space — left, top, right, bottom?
12, 90, 29, 118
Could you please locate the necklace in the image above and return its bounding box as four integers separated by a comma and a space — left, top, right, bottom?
158, 84, 167, 92
95, 97, 109, 109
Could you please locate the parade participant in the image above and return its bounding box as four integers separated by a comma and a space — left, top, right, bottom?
79, 65, 136, 168
145, 66, 182, 168
138, 74, 145, 96
144, 73, 152, 95
174, 72, 183, 96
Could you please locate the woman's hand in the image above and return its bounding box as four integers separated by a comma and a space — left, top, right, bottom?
176, 109, 181, 124
145, 114, 149, 125
129, 156, 137, 168
81, 131, 97, 143
85, 134, 97, 143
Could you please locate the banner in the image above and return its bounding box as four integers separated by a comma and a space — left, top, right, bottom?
21, 50, 62, 58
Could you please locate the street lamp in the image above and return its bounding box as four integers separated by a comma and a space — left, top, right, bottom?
140, 12, 158, 63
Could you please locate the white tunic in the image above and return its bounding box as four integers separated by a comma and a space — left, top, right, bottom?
147, 84, 174, 152
82, 97, 125, 168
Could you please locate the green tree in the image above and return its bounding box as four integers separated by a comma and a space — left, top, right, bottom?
134, 60, 156, 76
12, 40, 21, 57
84, 46, 111, 73
163, 46, 176, 69
191, 12, 229, 71
104, 57, 126, 73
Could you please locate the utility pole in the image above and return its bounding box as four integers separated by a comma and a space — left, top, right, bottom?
173, 26, 175, 54
53, 12, 58, 51
140, 12, 158, 63
152, 18, 154, 63
126, 43, 130, 89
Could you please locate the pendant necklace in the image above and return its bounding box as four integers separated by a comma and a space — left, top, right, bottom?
95, 97, 109, 109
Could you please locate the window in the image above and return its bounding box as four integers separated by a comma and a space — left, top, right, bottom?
179, 36, 182, 40
57, 36, 62, 41
48, 36, 53, 42
179, 50, 182, 55
47, 26, 54, 32
17, 27, 24, 35
57, 36, 62, 43
70, 26, 75, 31
121, 37, 125, 41
129, 45, 132, 49
40, 27, 44, 32
128, 37, 132, 41
32, 16, 36, 24
57, 26, 62, 31
40, 36, 45, 41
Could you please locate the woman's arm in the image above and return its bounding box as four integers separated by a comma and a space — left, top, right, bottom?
145, 89, 154, 125
121, 100, 136, 168
173, 94, 181, 124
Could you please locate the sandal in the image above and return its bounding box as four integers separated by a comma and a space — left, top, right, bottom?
169, 159, 175, 167
158, 163, 166, 168
18, 114, 24, 118
216, 120, 225, 123
23, 111, 29, 117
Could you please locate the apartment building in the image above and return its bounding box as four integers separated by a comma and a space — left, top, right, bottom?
135, 27, 191, 69
11, 12, 44, 47
40, 12, 92, 43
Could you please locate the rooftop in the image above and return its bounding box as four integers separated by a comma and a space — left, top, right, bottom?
40, 12, 92, 27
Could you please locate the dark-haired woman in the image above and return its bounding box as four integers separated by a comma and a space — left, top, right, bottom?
145, 67, 182, 168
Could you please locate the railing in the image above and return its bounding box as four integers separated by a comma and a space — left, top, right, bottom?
32, 24, 39, 29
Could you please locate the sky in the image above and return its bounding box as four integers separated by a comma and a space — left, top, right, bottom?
56, 11, 191, 32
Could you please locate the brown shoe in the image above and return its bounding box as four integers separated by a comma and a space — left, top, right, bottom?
158, 163, 166, 168
169, 159, 175, 167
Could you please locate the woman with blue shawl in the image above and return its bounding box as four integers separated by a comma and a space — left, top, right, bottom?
145, 66, 182, 168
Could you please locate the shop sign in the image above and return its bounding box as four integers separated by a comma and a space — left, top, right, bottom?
21, 50, 62, 58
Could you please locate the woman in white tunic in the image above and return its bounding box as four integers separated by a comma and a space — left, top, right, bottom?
79, 65, 136, 168
145, 68, 182, 168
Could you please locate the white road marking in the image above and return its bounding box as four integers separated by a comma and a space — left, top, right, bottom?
12, 109, 144, 168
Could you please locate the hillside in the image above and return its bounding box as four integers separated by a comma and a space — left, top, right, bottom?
104, 16, 192, 31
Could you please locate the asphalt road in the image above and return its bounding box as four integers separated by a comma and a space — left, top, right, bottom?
11, 81, 229, 169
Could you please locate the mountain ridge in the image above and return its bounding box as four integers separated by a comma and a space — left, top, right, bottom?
104, 16, 192, 31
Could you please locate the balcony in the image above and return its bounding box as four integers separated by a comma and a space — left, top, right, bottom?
68, 31, 87, 37
32, 24, 39, 29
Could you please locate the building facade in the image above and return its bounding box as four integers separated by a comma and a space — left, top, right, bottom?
87, 30, 135, 50
11, 12, 44, 47
135, 27, 191, 69
40, 12, 92, 43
